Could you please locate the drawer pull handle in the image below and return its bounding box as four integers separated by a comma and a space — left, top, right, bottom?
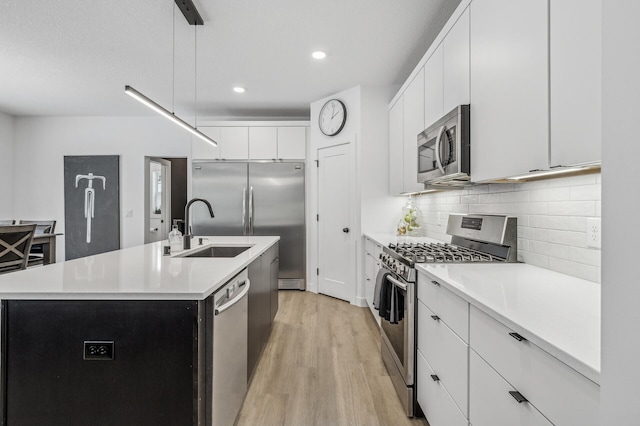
431, 375, 440, 382
509, 332, 527, 342
431, 315, 440, 321
431, 280, 440, 286
509, 391, 528, 404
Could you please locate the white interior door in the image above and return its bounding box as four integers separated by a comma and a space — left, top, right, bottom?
317, 143, 353, 302
145, 157, 171, 243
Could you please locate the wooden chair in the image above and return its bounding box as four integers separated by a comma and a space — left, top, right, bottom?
0, 224, 36, 274
0, 220, 15, 225
16, 220, 56, 266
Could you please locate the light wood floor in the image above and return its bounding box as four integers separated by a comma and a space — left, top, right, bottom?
237, 291, 429, 426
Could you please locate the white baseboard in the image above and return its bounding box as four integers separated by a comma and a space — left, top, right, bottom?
353, 296, 368, 308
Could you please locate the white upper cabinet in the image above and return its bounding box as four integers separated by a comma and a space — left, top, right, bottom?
192, 127, 222, 160
277, 127, 306, 159
389, 99, 404, 194
470, 0, 549, 182
550, 0, 601, 167
249, 127, 278, 160
424, 45, 444, 129
403, 67, 426, 194
219, 127, 249, 159
443, 6, 470, 113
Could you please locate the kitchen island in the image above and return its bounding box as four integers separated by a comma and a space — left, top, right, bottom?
0, 236, 279, 426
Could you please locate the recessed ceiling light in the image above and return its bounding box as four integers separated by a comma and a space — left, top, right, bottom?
233, 87, 246, 93
312, 51, 327, 60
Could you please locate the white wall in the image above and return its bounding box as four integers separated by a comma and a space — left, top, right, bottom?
0, 112, 15, 218
600, 0, 640, 423
415, 173, 602, 283
12, 116, 192, 261
308, 85, 403, 304
360, 86, 406, 233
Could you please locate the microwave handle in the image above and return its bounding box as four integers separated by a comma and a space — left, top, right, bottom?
434, 125, 446, 174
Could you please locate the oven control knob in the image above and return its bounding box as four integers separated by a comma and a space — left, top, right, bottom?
399, 265, 406, 275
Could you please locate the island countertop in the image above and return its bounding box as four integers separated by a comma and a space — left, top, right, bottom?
0, 236, 279, 300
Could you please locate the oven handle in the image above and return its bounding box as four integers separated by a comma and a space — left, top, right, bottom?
387, 274, 408, 292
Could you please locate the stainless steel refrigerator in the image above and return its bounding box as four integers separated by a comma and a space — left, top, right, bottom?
191, 161, 305, 290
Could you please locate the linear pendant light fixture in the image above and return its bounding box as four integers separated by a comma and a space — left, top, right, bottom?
124, 85, 217, 147
124, 0, 216, 147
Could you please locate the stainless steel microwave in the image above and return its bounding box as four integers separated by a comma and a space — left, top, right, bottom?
417, 104, 470, 185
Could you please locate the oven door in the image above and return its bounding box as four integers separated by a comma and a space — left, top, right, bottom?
380, 271, 415, 386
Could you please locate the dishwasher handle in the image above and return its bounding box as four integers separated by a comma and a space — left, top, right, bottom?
215, 279, 251, 315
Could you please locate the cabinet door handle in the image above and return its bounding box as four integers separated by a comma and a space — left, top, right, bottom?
431, 280, 440, 286
430, 315, 440, 321
509, 332, 526, 342
509, 391, 528, 403
431, 375, 440, 382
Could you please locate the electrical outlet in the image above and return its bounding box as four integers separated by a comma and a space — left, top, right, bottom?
84, 341, 114, 360
586, 218, 602, 249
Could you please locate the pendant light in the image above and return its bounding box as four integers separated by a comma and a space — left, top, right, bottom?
125, 0, 216, 147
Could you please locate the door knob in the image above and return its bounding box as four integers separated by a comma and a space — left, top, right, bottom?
342, 228, 350, 233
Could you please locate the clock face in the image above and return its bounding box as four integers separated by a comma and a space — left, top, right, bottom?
319, 99, 347, 136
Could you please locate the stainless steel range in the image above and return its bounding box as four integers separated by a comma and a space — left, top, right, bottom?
378, 214, 517, 417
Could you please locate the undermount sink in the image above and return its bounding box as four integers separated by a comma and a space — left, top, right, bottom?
183, 245, 252, 258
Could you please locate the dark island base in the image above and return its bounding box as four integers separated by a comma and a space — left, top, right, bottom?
1, 300, 200, 426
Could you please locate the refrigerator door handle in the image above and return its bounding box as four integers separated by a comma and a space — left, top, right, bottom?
242, 187, 247, 235
249, 186, 254, 235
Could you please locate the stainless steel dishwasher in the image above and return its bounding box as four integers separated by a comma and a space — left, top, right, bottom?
211, 269, 250, 426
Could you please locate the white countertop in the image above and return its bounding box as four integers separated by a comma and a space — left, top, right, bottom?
0, 236, 279, 300
417, 262, 601, 384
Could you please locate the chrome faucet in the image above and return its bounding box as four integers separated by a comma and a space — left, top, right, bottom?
184, 198, 214, 249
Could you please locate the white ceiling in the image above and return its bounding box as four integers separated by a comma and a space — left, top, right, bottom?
0, 0, 461, 120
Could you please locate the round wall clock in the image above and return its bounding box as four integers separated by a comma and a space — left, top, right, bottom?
319, 99, 347, 136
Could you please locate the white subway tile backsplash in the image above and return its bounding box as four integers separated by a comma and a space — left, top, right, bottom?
529, 187, 570, 202
569, 217, 588, 233
468, 185, 489, 194
570, 185, 601, 201
478, 193, 501, 204
488, 183, 516, 193
519, 251, 549, 269
547, 229, 586, 247
548, 258, 600, 283
547, 201, 596, 216
460, 195, 478, 204
415, 173, 602, 283
529, 241, 569, 259
499, 191, 530, 203
569, 247, 602, 267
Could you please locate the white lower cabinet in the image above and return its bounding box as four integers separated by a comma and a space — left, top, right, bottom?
417, 300, 468, 417
469, 306, 599, 426
470, 350, 552, 426
417, 350, 468, 426
363, 236, 382, 325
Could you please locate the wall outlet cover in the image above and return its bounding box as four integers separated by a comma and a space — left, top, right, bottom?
586, 217, 602, 249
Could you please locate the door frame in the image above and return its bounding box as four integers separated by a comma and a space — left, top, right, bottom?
316, 138, 358, 304
144, 157, 172, 244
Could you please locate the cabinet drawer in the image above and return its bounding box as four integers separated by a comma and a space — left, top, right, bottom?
418, 300, 468, 416
417, 350, 468, 426
364, 254, 376, 280
470, 306, 599, 426
470, 350, 552, 426
364, 237, 375, 255
418, 271, 469, 342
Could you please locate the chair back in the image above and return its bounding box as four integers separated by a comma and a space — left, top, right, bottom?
0, 220, 15, 226
0, 224, 36, 273
17, 220, 56, 235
